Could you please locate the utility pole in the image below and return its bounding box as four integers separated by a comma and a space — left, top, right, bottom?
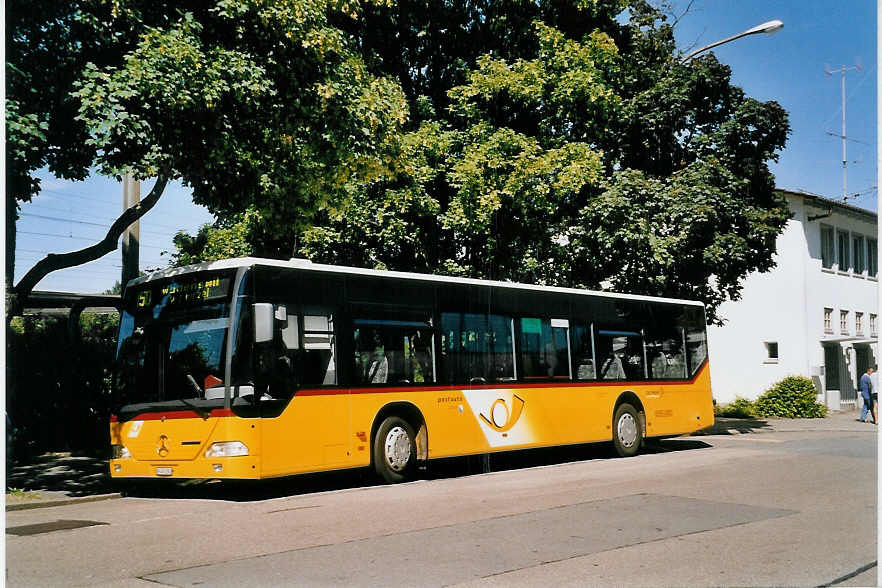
825, 63, 861, 200
121, 174, 140, 288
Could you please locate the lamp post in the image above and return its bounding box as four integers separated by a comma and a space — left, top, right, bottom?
680, 19, 783, 64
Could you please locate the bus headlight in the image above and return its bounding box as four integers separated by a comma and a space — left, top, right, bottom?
112, 445, 131, 459
205, 441, 249, 458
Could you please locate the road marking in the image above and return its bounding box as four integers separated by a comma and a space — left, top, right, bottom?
265, 505, 322, 514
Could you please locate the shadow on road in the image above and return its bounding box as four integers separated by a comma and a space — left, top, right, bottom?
117, 469, 383, 501
8, 436, 713, 503
6, 452, 113, 497
692, 417, 773, 435
120, 437, 712, 502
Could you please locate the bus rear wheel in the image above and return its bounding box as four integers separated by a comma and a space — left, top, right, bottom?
612, 403, 642, 457
373, 416, 417, 483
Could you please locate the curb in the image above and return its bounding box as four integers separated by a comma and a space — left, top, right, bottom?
6, 492, 122, 512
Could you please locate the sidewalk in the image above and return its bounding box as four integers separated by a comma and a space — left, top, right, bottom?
6, 452, 120, 511
697, 409, 876, 436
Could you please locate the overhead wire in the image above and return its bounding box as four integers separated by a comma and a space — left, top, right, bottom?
18, 211, 184, 238
22, 201, 206, 234
35, 187, 211, 233
17, 230, 170, 250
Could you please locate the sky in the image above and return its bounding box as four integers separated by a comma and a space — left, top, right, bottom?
669, 0, 877, 204
11, 0, 878, 294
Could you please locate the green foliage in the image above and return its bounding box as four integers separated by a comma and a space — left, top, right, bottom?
7, 312, 120, 458
176, 0, 790, 324
714, 397, 756, 419
103, 281, 123, 296
7, 0, 408, 304
754, 376, 828, 419
11, 0, 791, 325
171, 210, 262, 266
69, 1, 408, 231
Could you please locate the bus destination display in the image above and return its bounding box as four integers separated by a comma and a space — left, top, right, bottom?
136, 276, 231, 308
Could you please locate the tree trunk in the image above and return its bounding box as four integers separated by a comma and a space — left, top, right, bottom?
11, 175, 169, 314
6, 191, 19, 322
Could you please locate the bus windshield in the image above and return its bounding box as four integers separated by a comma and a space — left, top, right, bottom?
114, 272, 237, 412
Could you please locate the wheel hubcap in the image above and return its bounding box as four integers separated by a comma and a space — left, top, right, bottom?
384, 426, 412, 472
617, 413, 638, 448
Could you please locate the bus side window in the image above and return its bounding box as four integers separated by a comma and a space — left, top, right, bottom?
352, 319, 435, 386
302, 315, 336, 386
646, 329, 686, 380
441, 313, 515, 384
596, 330, 645, 380
519, 318, 571, 380
353, 326, 387, 385
571, 325, 595, 380
280, 315, 299, 350
686, 327, 707, 376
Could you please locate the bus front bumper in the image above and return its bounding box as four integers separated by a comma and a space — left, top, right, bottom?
109, 456, 261, 480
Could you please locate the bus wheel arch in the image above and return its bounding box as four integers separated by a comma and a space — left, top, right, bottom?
612, 392, 645, 458
370, 402, 427, 483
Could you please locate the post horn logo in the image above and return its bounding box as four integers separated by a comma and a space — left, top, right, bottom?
479, 394, 525, 433
157, 435, 170, 457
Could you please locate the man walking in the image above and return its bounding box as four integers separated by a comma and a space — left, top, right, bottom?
871, 365, 878, 425
859, 366, 874, 423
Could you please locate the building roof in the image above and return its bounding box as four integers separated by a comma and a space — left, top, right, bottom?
23, 291, 122, 316
777, 188, 877, 222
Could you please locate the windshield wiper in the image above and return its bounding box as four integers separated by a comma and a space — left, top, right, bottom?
181, 375, 211, 419
186, 374, 203, 396
177, 397, 211, 420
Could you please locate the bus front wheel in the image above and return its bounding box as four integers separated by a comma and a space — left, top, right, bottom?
373, 416, 417, 483
612, 403, 642, 457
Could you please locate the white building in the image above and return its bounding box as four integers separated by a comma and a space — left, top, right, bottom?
707, 189, 878, 410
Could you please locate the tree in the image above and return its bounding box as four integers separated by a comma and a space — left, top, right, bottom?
179, 0, 789, 322
6, 0, 407, 314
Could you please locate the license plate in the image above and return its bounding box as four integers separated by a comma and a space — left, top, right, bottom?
156, 467, 173, 477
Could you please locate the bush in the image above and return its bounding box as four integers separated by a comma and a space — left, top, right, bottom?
754, 376, 827, 419
714, 397, 756, 418
7, 311, 119, 461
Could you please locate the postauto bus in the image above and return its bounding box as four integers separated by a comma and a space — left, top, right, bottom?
110, 258, 713, 483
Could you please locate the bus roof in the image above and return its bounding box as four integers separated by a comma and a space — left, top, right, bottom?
129, 257, 705, 308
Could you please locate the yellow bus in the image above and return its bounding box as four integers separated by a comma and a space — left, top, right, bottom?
110, 258, 713, 483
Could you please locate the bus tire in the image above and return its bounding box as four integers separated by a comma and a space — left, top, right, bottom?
373, 416, 417, 483
612, 403, 642, 457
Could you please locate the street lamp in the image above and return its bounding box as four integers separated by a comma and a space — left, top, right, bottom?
680, 19, 783, 64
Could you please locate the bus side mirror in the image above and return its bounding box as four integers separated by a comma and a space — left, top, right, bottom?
253, 303, 275, 344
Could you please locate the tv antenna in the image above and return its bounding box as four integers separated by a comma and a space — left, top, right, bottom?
825, 61, 862, 200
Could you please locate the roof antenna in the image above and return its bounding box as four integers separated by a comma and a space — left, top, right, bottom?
824, 61, 862, 201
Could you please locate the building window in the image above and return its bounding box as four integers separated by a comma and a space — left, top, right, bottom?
824, 308, 833, 334
838, 230, 850, 271
840, 310, 849, 334
764, 341, 779, 363
871, 314, 878, 337
820, 225, 835, 269
856, 312, 863, 335
853, 235, 866, 274
869, 239, 878, 278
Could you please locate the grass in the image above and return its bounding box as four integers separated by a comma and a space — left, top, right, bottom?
6, 487, 42, 500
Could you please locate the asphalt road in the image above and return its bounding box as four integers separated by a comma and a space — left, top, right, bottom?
6, 416, 877, 587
